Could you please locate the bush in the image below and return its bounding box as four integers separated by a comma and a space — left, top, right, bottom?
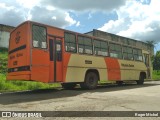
0, 47, 8, 52
0, 48, 8, 74
152, 70, 160, 80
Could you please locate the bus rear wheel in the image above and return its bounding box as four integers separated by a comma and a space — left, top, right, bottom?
116, 81, 123, 86
136, 74, 144, 85
80, 72, 98, 89
61, 83, 77, 90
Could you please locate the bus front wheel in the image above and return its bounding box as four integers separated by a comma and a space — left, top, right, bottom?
61, 83, 77, 90
136, 74, 144, 85
80, 72, 98, 89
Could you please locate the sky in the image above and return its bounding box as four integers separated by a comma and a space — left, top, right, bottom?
0, 0, 160, 52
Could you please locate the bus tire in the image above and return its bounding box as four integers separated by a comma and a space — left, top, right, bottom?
116, 81, 123, 86
80, 72, 98, 90
61, 83, 77, 90
136, 74, 144, 85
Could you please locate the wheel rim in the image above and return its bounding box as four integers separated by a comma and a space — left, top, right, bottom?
88, 77, 94, 85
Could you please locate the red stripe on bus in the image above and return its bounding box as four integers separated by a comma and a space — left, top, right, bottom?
63, 53, 71, 82
105, 58, 121, 80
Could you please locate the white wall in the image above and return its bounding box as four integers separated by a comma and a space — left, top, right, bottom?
0, 31, 10, 48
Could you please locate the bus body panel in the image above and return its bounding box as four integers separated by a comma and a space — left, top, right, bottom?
63, 52, 71, 82
7, 22, 31, 80
65, 54, 107, 82
119, 60, 147, 80
7, 21, 151, 85
7, 74, 30, 80
64, 54, 147, 83
31, 48, 49, 83
105, 58, 121, 80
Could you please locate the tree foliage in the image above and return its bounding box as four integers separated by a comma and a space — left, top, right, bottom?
146, 40, 156, 53
146, 40, 156, 47
153, 51, 160, 71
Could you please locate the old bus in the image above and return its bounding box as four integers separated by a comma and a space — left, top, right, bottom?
7, 21, 152, 89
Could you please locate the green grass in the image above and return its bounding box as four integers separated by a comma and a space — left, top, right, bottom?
0, 48, 60, 92
152, 70, 160, 80
0, 74, 60, 92
0, 49, 8, 74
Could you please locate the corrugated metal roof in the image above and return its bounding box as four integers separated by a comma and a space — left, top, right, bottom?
0, 24, 15, 32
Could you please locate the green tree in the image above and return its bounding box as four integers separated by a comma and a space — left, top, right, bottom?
146, 40, 156, 47
146, 40, 156, 59
153, 51, 160, 71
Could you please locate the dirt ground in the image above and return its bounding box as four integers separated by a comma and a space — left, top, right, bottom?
0, 81, 160, 120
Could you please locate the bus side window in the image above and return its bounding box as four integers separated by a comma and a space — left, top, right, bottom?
109, 43, 122, 59
133, 49, 142, 61
64, 33, 77, 53
123, 46, 133, 60
94, 39, 108, 56
78, 36, 92, 54
56, 42, 62, 61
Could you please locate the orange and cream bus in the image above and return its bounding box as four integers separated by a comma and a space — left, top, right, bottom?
7, 21, 152, 89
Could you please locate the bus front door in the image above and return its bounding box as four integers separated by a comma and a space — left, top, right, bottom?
143, 54, 151, 79
49, 38, 63, 82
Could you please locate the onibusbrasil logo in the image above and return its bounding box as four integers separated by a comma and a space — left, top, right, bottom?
2, 112, 42, 118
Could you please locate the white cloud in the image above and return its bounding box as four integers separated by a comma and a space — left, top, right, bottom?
1, 0, 159, 46
0, 0, 127, 29
76, 21, 80, 27
98, 18, 126, 33
140, 0, 151, 4
27, 11, 32, 20
88, 13, 92, 19
42, 0, 126, 12
52, 16, 56, 20
99, 0, 160, 43
46, 5, 56, 11
0, 3, 14, 10
0, 1, 26, 26
0, 0, 78, 28
15, 0, 40, 9
65, 12, 76, 26
30, 6, 77, 28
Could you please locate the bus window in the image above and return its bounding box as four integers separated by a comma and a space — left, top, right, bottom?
94, 39, 108, 56
109, 43, 122, 59
123, 46, 133, 60
78, 36, 92, 54
133, 48, 142, 61
64, 32, 76, 53
56, 41, 62, 61
134, 49, 143, 61
32, 25, 47, 49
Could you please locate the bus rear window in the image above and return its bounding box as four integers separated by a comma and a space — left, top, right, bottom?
32, 25, 47, 49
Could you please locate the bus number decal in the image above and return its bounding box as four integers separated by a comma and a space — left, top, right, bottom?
13, 61, 18, 66
85, 60, 92, 64
121, 63, 134, 67
10, 55, 15, 60
16, 53, 23, 57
